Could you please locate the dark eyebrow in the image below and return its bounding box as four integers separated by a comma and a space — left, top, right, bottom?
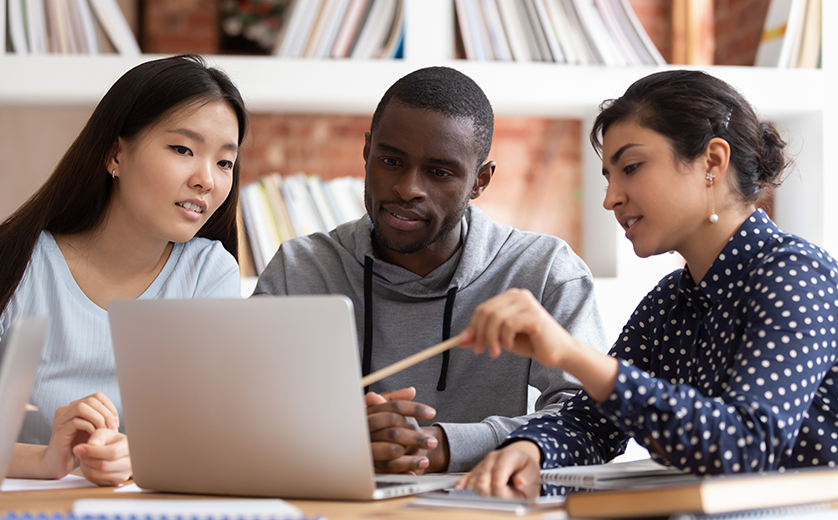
377, 142, 461, 168
609, 143, 640, 165
377, 143, 407, 156
168, 129, 238, 153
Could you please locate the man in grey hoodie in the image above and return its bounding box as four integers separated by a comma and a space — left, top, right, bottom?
253, 66, 609, 474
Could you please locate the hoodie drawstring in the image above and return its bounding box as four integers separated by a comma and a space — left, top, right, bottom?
362, 256, 374, 394
361, 256, 458, 394
437, 287, 458, 391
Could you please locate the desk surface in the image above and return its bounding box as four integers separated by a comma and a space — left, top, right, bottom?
0, 482, 553, 519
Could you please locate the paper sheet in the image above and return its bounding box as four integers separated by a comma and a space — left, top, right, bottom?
1, 474, 95, 491
73, 498, 303, 519
113, 483, 145, 493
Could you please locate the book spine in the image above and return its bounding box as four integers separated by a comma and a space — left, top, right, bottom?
25, 0, 46, 53
238, 187, 266, 274
306, 175, 339, 231
377, 0, 404, 59
454, 0, 476, 59
480, 0, 513, 60
88, 0, 140, 54
345, 0, 375, 58
74, 0, 100, 54
533, 0, 566, 62
314, 0, 351, 58
495, 0, 532, 61
0, 0, 6, 54
330, 0, 368, 57
8, 0, 30, 54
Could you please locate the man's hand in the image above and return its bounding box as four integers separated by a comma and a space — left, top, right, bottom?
365, 387, 450, 474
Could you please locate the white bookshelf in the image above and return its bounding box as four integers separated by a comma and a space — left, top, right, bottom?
1, 0, 834, 340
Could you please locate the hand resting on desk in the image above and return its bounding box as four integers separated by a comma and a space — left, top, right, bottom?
9, 392, 132, 486
365, 387, 449, 474
455, 440, 542, 498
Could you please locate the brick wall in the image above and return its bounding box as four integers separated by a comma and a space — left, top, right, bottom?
714, 0, 771, 65
140, 0, 219, 53
241, 115, 583, 252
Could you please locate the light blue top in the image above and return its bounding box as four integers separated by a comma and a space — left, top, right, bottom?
0, 231, 241, 445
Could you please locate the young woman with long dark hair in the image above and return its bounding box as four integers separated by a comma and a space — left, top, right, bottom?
0, 54, 248, 485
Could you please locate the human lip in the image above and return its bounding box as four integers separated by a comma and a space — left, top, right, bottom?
617, 214, 640, 231
380, 204, 427, 230
176, 199, 207, 218
617, 214, 642, 239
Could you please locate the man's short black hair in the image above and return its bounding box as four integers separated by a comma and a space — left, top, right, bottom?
370, 66, 494, 167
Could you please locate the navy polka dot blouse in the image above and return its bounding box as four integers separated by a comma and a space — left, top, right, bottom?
508, 209, 838, 474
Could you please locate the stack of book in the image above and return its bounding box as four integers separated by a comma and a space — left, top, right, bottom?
453, 0, 665, 65
754, 0, 821, 68
238, 173, 366, 276
2, 0, 140, 55
273, 0, 404, 59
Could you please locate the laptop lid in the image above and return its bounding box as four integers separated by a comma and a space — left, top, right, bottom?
0, 316, 50, 483
109, 296, 455, 500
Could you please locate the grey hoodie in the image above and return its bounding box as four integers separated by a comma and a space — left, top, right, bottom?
253, 204, 609, 471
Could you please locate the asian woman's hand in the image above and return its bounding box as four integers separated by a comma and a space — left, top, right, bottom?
40, 392, 126, 483
73, 428, 131, 486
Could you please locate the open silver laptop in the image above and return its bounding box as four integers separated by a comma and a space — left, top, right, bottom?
109, 296, 459, 500
0, 316, 50, 483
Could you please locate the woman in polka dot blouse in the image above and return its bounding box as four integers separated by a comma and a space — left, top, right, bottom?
456, 70, 838, 495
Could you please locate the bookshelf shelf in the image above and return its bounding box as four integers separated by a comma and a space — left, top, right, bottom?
0, 55, 830, 115
1, 0, 834, 340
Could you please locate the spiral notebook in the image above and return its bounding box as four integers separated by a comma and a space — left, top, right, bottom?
540, 457, 691, 489
72, 499, 308, 520
0, 498, 320, 520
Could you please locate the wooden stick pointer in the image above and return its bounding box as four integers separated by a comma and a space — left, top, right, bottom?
361, 333, 463, 388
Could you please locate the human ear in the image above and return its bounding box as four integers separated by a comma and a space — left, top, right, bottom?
106, 139, 123, 178
362, 131, 371, 164
704, 137, 731, 182
470, 160, 496, 199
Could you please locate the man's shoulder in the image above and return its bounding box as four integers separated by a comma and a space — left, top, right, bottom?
467, 205, 572, 253
278, 227, 355, 262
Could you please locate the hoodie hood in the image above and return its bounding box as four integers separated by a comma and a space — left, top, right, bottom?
335, 205, 511, 391
335, 204, 514, 298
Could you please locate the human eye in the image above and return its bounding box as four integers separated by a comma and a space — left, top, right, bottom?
169, 145, 192, 156
381, 157, 400, 167
430, 168, 452, 178
218, 159, 234, 170
623, 163, 640, 175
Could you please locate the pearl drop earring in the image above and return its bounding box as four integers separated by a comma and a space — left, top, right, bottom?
706, 171, 719, 223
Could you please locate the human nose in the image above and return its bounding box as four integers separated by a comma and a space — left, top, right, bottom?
393, 167, 426, 202
191, 161, 214, 192
602, 177, 624, 211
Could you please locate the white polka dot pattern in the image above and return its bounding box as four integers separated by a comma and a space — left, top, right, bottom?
505, 209, 838, 474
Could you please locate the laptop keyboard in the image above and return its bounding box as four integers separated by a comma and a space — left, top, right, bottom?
375, 480, 411, 489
